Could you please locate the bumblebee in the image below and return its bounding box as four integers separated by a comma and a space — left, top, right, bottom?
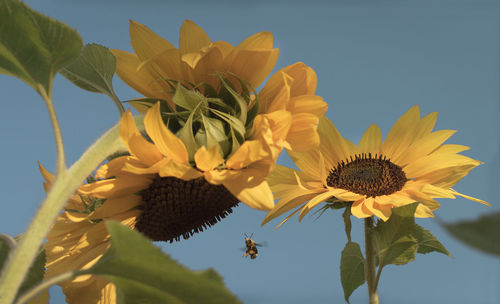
243, 233, 262, 259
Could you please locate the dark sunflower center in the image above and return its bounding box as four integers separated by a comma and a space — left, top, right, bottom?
326, 153, 407, 197
136, 176, 239, 242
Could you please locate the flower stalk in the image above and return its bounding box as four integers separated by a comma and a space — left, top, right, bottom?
364, 217, 379, 304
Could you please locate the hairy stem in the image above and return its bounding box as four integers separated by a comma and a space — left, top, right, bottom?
364, 217, 379, 304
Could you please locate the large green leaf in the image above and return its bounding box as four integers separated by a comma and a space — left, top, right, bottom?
84, 221, 241, 304
60, 43, 118, 98
0, 0, 82, 94
441, 211, 500, 257
373, 203, 419, 268
414, 224, 450, 256
340, 242, 365, 303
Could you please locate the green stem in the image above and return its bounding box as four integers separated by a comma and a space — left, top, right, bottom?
0, 117, 143, 304
109, 93, 125, 117
15, 271, 79, 304
364, 217, 379, 304
38, 85, 66, 176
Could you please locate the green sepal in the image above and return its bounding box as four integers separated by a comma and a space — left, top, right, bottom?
441, 211, 500, 256
173, 83, 207, 112
176, 101, 202, 163
340, 242, 365, 303
83, 221, 241, 304
218, 75, 247, 125
201, 114, 230, 156
0, 0, 82, 95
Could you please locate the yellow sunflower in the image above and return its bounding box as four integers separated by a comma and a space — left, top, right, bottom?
263, 105, 489, 227
40, 164, 138, 303
43, 20, 327, 303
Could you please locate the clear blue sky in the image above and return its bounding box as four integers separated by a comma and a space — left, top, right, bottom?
1, 0, 499, 303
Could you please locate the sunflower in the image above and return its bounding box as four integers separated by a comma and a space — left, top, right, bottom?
40, 164, 133, 303
263, 105, 489, 227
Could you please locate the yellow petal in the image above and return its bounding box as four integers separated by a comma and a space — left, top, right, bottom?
412, 111, 438, 141
38, 162, 54, 184
282, 62, 317, 96
158, 159, 202, 180
190, 46, 224, 87
417, 163, 478, 189
288, 95, 327, 118
381, 105, 420, 160
179, 20, 211, 55
226, 139, 269, 170
144, 103, 188, 164
236, 31, 274, 49
403, 153, 480, 179
90, 196, 142, 220
358, 124, 382, 155
95, 157, 130, 179
432, 144, 470, 155
227, 49, 279, 89
223, 173, 274, 211
149, 48, 183, 84
351, 198, 372, 219
395, 130, 456, 166
110, 49, 165, 99
298, 190, 343, 221
258, 70, 292, 114
129, 20, 175, 62
317, 116, 352, 166
364, 198, 392, 221
194, 145, 224, 172
449, 188, 490, 206
287, 149, 322, 181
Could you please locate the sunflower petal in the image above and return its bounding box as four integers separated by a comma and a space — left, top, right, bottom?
144, 103, 188, 164
179, 20, 211, 55
129, 20, 175, 62
194, 145, 224, 172
381, 105, 420, 160
358, 124, 382, 155
223, 173, 274, 210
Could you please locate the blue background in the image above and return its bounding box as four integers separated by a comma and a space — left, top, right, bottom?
1, 0, 499, 303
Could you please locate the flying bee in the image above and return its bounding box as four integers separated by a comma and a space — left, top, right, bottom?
243, 233, 265, 260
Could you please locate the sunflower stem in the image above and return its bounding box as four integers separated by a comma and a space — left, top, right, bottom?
38, 85, 66, 176
364, 217, 379, 304
15, 271, 79, 304
0, 117, 143, 304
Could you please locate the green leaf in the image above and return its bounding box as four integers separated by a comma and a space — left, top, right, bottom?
0, 235, 46, 301
340, 242, 365, 303
373, 203, 419, 267
60, 43, 117, 98
413, 224, 450, 256
0, 0, 82, 94
85, 221, 241, 304
441, 211, 500, 256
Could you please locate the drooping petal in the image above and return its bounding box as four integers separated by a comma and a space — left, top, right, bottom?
194, 145, 224, 172
226, 139, 269, 170
223, 173, 274, 211
144, 103, 188, 164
